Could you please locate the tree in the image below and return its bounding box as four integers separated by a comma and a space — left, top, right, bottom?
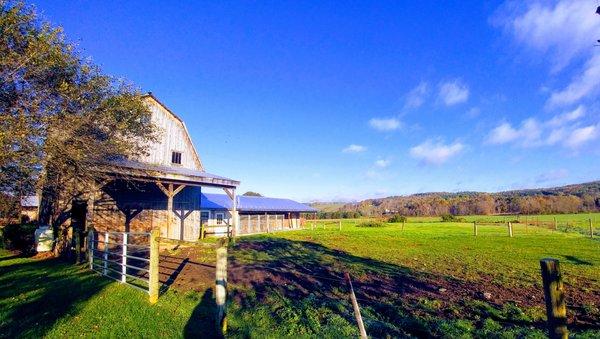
1, 1, 157, 253
242, 191, 263, 197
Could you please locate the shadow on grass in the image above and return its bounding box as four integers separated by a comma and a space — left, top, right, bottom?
183, 288, 219, 338
225, 238, 449, 337
0, 256, 110, 338
562, 255, 593, 266
221, 237, 561, 338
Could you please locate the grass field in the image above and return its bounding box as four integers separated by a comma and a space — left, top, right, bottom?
226, 220, 600, 337
0, 249, 217, 338
403, 212, 600, 226
1, 219, 599, 338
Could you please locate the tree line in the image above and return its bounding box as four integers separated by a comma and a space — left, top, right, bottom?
334, 183, 600, 217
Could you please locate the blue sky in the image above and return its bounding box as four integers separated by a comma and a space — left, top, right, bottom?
33, 0, 600, 202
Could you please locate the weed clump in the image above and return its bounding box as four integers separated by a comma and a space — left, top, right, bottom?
440, 214, 465, 222
356, 220, 386, 228
387, 214, 407, 223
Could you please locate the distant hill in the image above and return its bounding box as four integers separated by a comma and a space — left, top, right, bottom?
307, 201, 347, 213
314, 181, 600, 217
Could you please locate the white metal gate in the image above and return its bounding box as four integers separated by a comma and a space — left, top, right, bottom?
88, 231, 151, 294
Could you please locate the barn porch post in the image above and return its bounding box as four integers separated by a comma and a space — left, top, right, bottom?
156, 182, 186, 239
223, 188, 237, 238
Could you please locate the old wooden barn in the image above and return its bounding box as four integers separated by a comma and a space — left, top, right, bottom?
75, 93, 241, 242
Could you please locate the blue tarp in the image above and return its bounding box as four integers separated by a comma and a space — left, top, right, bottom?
200, 193, 316, 213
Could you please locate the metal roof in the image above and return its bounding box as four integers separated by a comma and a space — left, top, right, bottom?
201, 193, 317, 213
109, 159, 240, 188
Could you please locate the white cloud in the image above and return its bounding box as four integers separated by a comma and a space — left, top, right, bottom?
368, 117, 401, 131
547, 54, 600, 108
438, 80, 469, 106
342, 144, 367, 153
487, 118, 542, 146
487, 122, 520, 144
409, 140, 465, 165
405, 82, 429, 108
496, 0, 600, 71
547, 105, 586, 127
374, 159, 391, 168
546, 128, 566, 146
494, 0, 600, 107
486, 106, 596, 149
564, 124, 598, 148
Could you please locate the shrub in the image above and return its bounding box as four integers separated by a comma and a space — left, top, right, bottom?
1, 223, 37, 252
388, 214, 407, 223
356, 220, 385, 228
440, 214, 466, 222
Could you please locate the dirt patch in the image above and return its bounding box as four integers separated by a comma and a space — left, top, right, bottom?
158, 244, 216, 293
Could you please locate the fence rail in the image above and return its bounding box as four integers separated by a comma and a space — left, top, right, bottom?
87, 230, 160, 300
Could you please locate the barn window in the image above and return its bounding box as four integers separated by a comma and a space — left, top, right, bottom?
216, 213, 224, 225
171, 151, 182, 164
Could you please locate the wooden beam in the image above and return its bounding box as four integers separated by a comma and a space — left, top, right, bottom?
223, 188, 235, 200
156, 182, 170, 197
167, 184, 174, 238
223, 188, 237, 238
172, 184, 185, 196
156, 182, 186, 240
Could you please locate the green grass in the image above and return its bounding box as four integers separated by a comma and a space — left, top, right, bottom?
0, 249, 216, 338
403, 212, 600, 226
1, 220, 599, 338
286, 220, 599, 289
227, 220, 600, 337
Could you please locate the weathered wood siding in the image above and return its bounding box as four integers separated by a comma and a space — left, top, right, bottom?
135, 96, 203, 170
91, 180, 201, 242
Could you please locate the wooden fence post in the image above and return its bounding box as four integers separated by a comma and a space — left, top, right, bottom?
590, 219, 594, 238
508, 222, 513, 238
473, 222, 478, 236
344, 272, 367, 339
540, 258, 568, 339
215, 241, 228, 334
149, 229, 160, 304
121, 233, 128, 283
553, 217, 557, 230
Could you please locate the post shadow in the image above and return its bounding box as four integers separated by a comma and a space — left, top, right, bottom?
183, 288, 219, 338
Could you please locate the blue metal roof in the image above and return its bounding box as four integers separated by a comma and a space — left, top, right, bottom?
200, 193, 317, 213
